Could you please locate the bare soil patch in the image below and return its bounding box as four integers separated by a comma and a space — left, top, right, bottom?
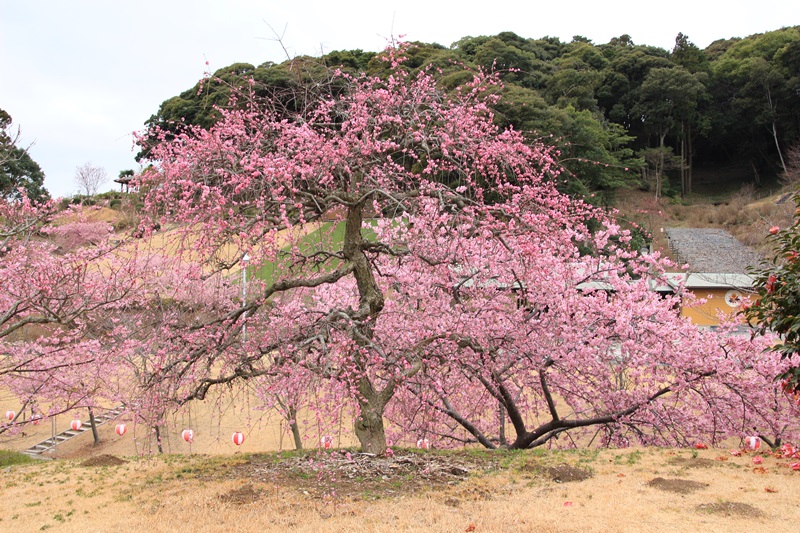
647, 477, 709, 494
667, 456, 717, 469
221, 450, 494, 500
696, 501, 765, 518
79, 454, 127, 467
544, 463, 593, 483
219, 483, 262, 505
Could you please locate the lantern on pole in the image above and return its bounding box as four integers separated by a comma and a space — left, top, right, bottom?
417, 438, 431, 450
115, 424, 127, 436
31, 414, 41, 426
232, 431, 245, 446
745, 436, 762, 451
320, 435, 333, 450
4, 410, 15, 422
70, 419, 82, 431
182, 429, 194, 443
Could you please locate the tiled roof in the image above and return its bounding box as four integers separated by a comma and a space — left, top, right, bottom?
664, 228, 762, 274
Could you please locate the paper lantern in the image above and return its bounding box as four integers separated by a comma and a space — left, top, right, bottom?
70, 419, 82, 431
417, 438, 431, 450
320, 435, 333, 449
745, 436, 761, 451
115, 423, 127, 436
4, 410, 14, 422
231, 431, 244, 446
182, 428, 194, 443
31, 414, 41, 426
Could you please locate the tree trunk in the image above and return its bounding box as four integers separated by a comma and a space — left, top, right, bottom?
751, 161, 762, 187
343, 199, 391, 454
354, 405, 387, 454
353, 377, 392, 454
687, 124, 694, 195
498, 403, 507, 447
680, 123, 687, 198
88, 407, 100, 445
764, 85, 788, 175
772, 121, 788, 175
655, 133, 667, 200
288, 405, 303, 451
154, 425, 164, 454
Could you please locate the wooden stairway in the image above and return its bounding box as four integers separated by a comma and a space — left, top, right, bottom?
21, 405, 126, 459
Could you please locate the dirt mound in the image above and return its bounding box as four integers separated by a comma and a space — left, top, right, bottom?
647, 477, 709, 494
668, 456, 717, 469
219, 483, 261, 505
545, 463, 593, 483
80, 454, 127, 467
225, 450, 492, 500
696, 501, 764, 518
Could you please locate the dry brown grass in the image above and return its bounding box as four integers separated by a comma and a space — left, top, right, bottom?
617, 187, 796, 258
3, 446, 800, 532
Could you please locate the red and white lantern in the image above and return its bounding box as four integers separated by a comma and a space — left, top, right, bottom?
745, 436, 761, 451
70, 419, 82, 431
4, 410, 15, 422
320, 435, 333, 450
31, 414, 41, 426
417, 438, 431, 450
231, 431, 244, 446
182, 428, 194, 443
115, 423, 127, 436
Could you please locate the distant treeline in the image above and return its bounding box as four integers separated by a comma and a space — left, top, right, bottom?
140, 28, 800, 203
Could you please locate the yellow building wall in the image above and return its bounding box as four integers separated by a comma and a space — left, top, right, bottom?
680, 288, 747, 327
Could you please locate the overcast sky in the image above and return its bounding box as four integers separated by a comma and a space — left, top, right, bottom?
1, 1, 795, 198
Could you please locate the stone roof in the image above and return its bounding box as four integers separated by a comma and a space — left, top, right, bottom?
664, 228, 762, 274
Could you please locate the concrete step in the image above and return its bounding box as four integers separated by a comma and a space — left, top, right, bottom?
21, 405, 126, 456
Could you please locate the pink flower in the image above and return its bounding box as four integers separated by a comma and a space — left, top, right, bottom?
769, 226, 780, 235
766, 274, 778, 294
780, 444, 797, 457
752, 455, 764, 465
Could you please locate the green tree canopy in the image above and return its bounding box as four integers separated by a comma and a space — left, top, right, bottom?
0, 109, 48, 201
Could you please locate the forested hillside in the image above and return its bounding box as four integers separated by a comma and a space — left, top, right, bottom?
139, 27, 800, 205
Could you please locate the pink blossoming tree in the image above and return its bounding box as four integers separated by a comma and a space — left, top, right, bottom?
130, 45, 799, 453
